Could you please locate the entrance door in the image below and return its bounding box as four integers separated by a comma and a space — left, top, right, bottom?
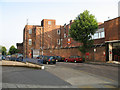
112, 48, 120, 61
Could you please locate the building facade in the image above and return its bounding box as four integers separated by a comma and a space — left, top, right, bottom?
17, 17, 120, 62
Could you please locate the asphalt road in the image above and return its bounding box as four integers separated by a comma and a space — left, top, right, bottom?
44, 62, 119, 88
2, 62, 119, 88
2, 66, 72, 88
56, 62, 118, 81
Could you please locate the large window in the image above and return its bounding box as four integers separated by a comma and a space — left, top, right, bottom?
92, 28, 105, 39
29, 39, 32, 45
29, 29, 32, 34
100, 31, 105, 38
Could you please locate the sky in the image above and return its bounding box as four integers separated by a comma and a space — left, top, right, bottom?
0, 0, 119, 50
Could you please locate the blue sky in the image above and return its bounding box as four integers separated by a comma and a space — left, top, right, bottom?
0, 0, 119, 50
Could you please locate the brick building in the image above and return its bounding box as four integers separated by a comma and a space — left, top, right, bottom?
17, 17, 120, 62
16, 43, 23, 54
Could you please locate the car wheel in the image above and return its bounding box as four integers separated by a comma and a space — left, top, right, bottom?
53, 62, 56, 64
74, 60, 77, 63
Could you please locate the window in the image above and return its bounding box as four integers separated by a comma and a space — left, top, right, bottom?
57, 29, 60, 35
100, 31, 105, 38
48, 21, 51, 25
64, 34, 66, 38
93, 33, 99, 39
92, 28, 105, 39
57, 39, 60, 45
29, 39, 32, 45
29, 29, 32, 34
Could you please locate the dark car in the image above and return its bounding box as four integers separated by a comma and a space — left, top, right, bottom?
40, 56, 56, 64
64, 56, 84, 63
10, 53, 23, 61
6, 55, 11, 60
55, 56, 65, 62
2, 55, 5, 60
47, 56, 56, 64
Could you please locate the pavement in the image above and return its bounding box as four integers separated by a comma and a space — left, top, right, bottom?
1, 60, 44, 69
85, 61, 120, 67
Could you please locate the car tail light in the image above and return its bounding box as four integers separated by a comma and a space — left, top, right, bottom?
49, 59, 50, 61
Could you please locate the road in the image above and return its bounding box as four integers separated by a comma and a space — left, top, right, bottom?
45, 62, 118, 88
2, 62, 119, 88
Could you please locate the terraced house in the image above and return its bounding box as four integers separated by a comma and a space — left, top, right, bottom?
17, 16, 120, 62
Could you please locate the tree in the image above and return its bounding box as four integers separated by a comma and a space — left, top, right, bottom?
7, 52, 11, 55
2, 47, 7, 55
70, 10, 98, 54
9, 45, 18, 55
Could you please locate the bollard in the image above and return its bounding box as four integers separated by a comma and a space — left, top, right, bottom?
41, 66, 44, 69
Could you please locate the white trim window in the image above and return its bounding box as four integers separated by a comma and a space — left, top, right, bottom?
57, 29, 60, 35
29, 29, 32, 34
92, 28, 105, 39
29, 39, 32, 45
48, 21, 51, 25
57, 39, 60, 45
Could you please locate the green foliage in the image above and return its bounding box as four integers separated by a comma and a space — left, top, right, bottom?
9, 45, 18, 55
7, 52, 11, 55
2, 46, 7, 55
70, 10, 98, 54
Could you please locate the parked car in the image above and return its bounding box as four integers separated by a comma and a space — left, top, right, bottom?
10, 53, 23, 61
64, 56, 84, 63
0, 54, 2, 60
39, 56, 56, 64
6, 55, 11, 60
36, 55, 41, 59
47, 56, 56, 64
55, 56, 65, 62
2, 55, 5, 60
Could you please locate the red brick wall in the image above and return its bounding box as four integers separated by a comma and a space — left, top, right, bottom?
88, 46, 106, 62
43, 46, 106, 62
104, 17, 119, 41
43, 48, 83, 58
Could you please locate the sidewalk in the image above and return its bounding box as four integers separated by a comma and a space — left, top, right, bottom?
85, 61, 120, 67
